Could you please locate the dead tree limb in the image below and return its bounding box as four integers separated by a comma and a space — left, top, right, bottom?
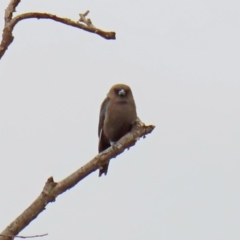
0, 2, 116, 60
0, 119, 154, 240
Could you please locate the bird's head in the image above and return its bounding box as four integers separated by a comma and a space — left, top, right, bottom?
108, 84, 133, 99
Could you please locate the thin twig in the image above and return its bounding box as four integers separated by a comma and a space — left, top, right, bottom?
79, 10, 95, 28
0, 234, 48, 239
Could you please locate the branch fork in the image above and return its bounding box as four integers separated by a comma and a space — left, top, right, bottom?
0, 3, 115, 60
78, 10, 95, 29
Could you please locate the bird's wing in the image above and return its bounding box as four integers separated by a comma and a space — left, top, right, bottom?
98, 97, 111, 153
98, 97, 109, 137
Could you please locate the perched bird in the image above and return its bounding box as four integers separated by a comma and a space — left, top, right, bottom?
98, 84, 137, 177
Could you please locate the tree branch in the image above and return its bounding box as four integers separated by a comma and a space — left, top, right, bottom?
4, 0, 21, 23
0, 119, 155, 240
12, 12, 116, 40
0, 9, 116, 60
0, 234, 47, 239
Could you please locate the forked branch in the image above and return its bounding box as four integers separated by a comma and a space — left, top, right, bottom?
0, 3, 116, 60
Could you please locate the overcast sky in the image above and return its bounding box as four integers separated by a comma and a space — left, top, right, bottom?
0, 0, 240, 239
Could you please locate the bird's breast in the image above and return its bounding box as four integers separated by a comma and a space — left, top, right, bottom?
104, 102, 137, 142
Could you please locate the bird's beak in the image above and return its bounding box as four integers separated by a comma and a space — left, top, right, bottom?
118, 89, 126, 96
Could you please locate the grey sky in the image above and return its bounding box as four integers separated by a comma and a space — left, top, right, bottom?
0, 0, 240, 239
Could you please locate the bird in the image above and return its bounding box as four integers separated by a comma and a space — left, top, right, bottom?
98, 84, 137, 177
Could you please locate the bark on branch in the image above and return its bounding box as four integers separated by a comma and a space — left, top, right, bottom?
0, 119, 154, 240
0, 3, 116, 60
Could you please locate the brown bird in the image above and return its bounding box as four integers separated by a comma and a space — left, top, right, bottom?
98, 84, 137, 177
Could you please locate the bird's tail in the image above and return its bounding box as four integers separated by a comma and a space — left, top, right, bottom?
99, 162, 109, 177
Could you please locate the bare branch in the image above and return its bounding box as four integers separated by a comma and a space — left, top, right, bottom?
4, 0, 21, 23
0, 10, 116, 60
0, 120, 155, 240
0, 234, 48, 239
